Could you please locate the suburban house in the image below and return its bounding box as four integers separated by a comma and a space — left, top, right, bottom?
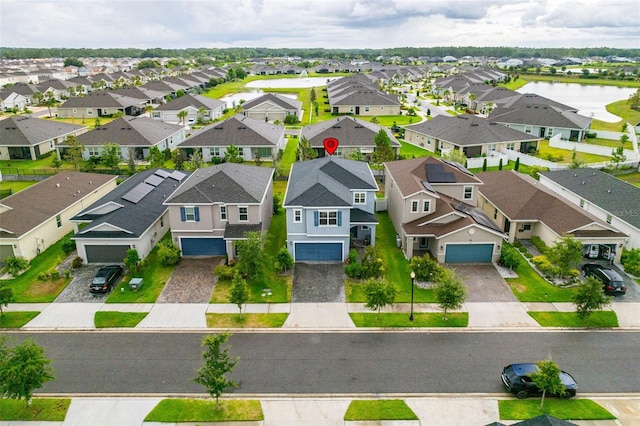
327, 74, 401, 116
70, 168, 189, 263
403, 114, 542, 158
489, 93, 592, 142
283, 157, 379, 262
152, 94, 226, 125
0, 83, 39, 108
57, 116, 185, 161
384, 156, 505, 263
476, 170, 628, 263
1, 92, 29, 112
539, 168, 640, 251
56, 91, 147, 118
163, 163, 274, 260
176, 114, 286, 162
0, 115, 88, 160
241, 93, 302, 122
300, 115, 401, 159
0, 171, 117, 264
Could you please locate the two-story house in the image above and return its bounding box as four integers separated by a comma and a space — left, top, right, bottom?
384, 156, 505, 263
164, 163, 274, 260
284, 157, 378, 262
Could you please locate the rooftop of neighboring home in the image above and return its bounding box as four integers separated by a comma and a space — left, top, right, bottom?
404, 114, 542, 146
0, 82, 38, 97
58, 91, 145, 109
0, 115, 87, 146
164, 163, 274, 205
241, 93, 302, 111
489, 93, 592, 129
63, 116, 183, 147
177, 114, 284, 147
301, 115, 400, 148
0, 171, 117, 238
155, 93, 225, 111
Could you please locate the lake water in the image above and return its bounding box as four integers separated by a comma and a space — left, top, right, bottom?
517, 81, 636, 122
246, 77, 338, 88
220, 91, 298, 109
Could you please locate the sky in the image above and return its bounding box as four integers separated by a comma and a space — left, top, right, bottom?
1, 0, 639, 50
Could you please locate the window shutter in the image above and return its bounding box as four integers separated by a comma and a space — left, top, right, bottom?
194, 207, 200, 222
180, 207, 186, 221
314, 211, 319, 226
337, 211, 342, 226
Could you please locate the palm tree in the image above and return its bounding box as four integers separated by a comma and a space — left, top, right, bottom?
177, 110, 188, 127
197, 106, 207, 124
32, 91, 44, 106
145, 105, 154, 117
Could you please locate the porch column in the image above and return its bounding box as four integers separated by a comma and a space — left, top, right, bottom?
405, 236, 414, 258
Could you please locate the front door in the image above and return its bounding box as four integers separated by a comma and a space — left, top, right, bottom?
504, 219, 511, 233
355, 106, 360, 114
539, 127, 546, 138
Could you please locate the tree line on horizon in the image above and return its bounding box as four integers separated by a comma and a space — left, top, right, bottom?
1, 46, 639, 61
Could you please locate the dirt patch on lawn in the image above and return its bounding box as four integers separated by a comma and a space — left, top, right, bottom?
24, 279, 69, 299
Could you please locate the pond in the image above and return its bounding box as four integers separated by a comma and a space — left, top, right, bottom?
246, 76, 339, 88
220, 91, 298, 109
517, 82, 636, 122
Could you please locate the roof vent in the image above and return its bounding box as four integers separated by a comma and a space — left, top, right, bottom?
607, 189, 611, 193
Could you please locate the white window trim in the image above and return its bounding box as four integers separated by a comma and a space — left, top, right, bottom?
319, 210, 338, 226
238, 206, 248, 222
422, 200, 430, 212
354, 192, 366, 204
463, 186, 473, 200
411, 200, 419, 213
220, 205, 227, 221
293, 209, 302, 223
184, 206, 197, 222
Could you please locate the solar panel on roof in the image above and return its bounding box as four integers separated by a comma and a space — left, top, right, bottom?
154, 169, 171, 178
144, 174, 164, 187
422, 181, 436, 193
442, 159, 474, 177
453, 203, 501, 232
122, 182, 155, 204
425, 163, 455, 183
169, 170, 187, 181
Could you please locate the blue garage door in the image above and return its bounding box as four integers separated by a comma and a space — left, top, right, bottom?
181, 238, 226, 256
295, 243, 342, 262
445, 244, 493, 263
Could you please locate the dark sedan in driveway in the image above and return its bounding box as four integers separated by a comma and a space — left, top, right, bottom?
502, 363, 577, 399
89, 265, 123, 294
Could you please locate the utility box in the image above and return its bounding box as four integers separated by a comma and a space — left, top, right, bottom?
129, 278, 143, 292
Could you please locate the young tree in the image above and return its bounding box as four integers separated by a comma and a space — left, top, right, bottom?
360, 245, 384, 279
147, 146, 165, 169
0, 338, 55, 407
531, 358, 565, 409
50, 154, 63, 171
32, 91, 44, 106
297, 136, 317, 161
224, 144, 243, 163
514, 157, 520, 171
364, 278, 397, 321
124, 249, 141, 274
609, 143, 627, 170
177, 110, 188, 127
192, 333, 239, 409
499, 244, 522, 270
0, 281, 15, 317
172, 149, 186, 171
434, 268, 466, 320
349, 148, 363, 161
235, 231, 271, 285
229, 273, 249, 316
573, 276, 611, 320
275, 246, 294, 272
482, 158, 487, 171
64, 135, 85, 170
371, 129, 396, 166
441, 149, 467, 166
187, 149, 204, 170
310, 87, 317, 103
101, 143, 121, 170
546, 234, 583, 278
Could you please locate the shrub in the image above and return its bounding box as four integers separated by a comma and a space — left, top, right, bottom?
71, 256, 84, 269
37, 271, 49, 281
61, 238, 76, 254
532, 255, 558, 278
344, 262, 363, 279
499, 244, 522, 269
275, 246, 293, 272
49, 269, 60, 280
348, 249, 359, 265
621, 248, 640, 276
530, 235, 548, 254
361, 245, 384, 279
214, 265, 235, 280
157, 241, 181, 266
409, 253, 443, 282
3, 256, 29, 276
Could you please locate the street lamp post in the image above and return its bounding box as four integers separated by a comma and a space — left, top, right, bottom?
409, 271, 416, 321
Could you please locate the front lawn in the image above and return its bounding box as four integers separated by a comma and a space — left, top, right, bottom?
349, 312, 467, 327
145, 399, 263, 422
528, 311, 618, 328
0, 398, 71, 421
499, 399, 615, 421
535, 140, 610, 164
505, 258, 577, 302
94, 311, 148, 328
616, 171, 640, 187
206, 313, 288, 328
0, 311, 40, 328
399, 140, 433, 159
344, 399, 418, 421
210, 274, 292, 303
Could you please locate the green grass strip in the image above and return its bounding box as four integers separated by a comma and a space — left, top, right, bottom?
94, 311, 148, 328
349, 312, 467, 327
145, 399, 263, 422
344, 399, 418, 421
206, 313, 288, 328
499, 399, 616, 420
528, 311, 618, 327
0, 311, 40, 328
0, 398, 71, 421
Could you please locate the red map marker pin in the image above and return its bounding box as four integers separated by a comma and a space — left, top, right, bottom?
324, 137, 339, 156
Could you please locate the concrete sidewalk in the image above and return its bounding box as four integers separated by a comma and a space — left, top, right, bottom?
10, 301, 640, 330
1, 396, 637, 425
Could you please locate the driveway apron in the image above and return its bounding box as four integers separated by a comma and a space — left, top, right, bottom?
292, 263, 345, 303
448, 264, 518, 302
54, 264, 113, 303
156, 257, 223, 303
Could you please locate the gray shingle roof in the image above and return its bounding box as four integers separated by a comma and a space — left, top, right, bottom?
72, 168, 190, 238
58, 91, 145, 109
540, 168, 640, 229
64, 116, 183, 147
1, 115, 86, 146
177, 114, 284, 148
404, 114, 541, 146
155, 94, 225, 112
242, 93, 301, 111
164, 163, 273, 205
301, 116, 400, 148
284, 157, 377, 207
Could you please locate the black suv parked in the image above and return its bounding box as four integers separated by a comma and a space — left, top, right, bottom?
89, 265, 123, 294
501, 363, 577, 399
581, 263, 627, 296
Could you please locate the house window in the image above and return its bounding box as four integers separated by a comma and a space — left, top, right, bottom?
606, 214, 612, 224
318, 211, 338, 226
488, 144, 496, 151
506, 142, 515, 150
220, 205, 227, 221
411, 200, 419, 213
88, 147, 100, 156
524, 125, 532, 134
237, 147, 244, 158
73, 108, 77, 114
422, 200, 430, 212
463, 186, 473, 200
494, 208, 498, 219
210, 147, 221, 157
86, 109, 93, 116
56, 214, 62, 228
419, 237, 428, 248
181, 206, 199, 222
349, 106, 354, 113
160, 217, 164, 228
257, 147, 271, 158
523, 223, 532, 231
381, 106, 384, 110
335, 148, 343, 157
354, 192, 366, 204
548, 128, 554, 137
364, 106, 370, 112
294, 209, 302, 223
239, 206, 248, 222
579, 199, 585, 208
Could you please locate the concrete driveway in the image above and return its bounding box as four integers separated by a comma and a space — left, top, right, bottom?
447, 264, 518, 302
292, 263, 345, 303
